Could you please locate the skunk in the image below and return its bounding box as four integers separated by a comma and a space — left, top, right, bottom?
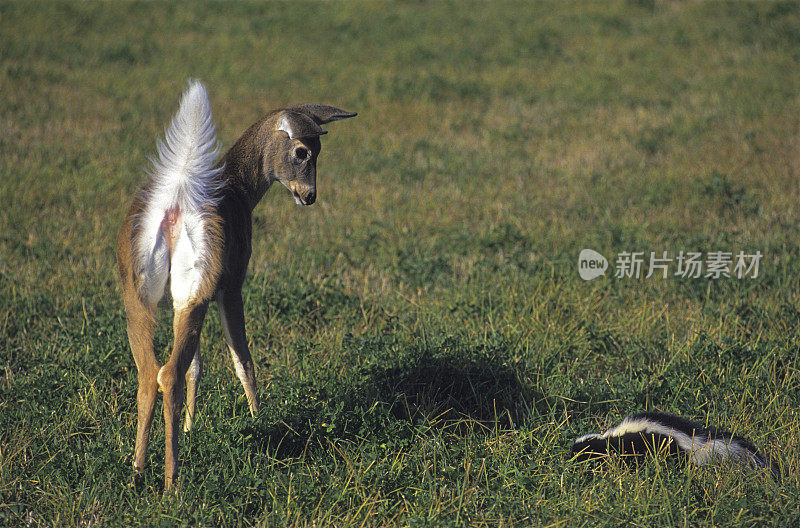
572, 411, 773, 473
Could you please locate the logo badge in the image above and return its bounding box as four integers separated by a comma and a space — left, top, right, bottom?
578, 249, 608, 281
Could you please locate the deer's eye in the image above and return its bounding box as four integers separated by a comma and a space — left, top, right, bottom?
293, 147, 309, 161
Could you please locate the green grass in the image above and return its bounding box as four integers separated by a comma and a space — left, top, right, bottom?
2, 0, 800, 525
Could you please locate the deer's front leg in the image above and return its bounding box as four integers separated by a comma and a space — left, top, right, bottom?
158, 301, 208, 492
217, 288, 259, 415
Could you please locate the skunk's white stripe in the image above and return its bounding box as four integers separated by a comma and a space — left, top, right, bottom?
134, 81, 224, 306
574, 433, 601, 444
573, 412, 769, 470
599, 416, 706, 462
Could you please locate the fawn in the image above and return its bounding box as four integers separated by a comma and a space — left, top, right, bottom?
116, 80, 355, 490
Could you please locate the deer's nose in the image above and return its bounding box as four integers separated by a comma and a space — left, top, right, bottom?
304, 190, 316, 205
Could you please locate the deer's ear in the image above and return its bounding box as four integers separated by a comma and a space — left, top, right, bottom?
276, 111, 328, 139
291, 104, 357, 125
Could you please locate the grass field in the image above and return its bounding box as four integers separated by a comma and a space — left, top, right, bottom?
2, 1, 800, 526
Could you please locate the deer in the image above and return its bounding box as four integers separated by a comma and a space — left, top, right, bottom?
116, 80, 356, 491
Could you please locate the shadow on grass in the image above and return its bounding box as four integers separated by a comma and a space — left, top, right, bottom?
238, 338, 548, 459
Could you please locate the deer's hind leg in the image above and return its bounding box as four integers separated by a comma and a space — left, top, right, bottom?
158, 300, 208, 491
121, 285, 162, 477
157, 210, 218, 491
118, 213, 167, 480
183, 341, 202, 432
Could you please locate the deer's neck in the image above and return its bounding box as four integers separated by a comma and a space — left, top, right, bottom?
219, 120, 275, 211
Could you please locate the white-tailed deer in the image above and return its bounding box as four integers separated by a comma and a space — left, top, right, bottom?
116, 81, 355, 491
